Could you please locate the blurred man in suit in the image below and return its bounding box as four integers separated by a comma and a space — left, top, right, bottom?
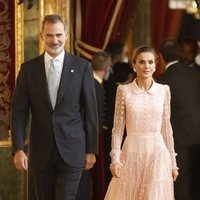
11, 15, 98, 200
77, 51, 112, 200
157, 39, 200, 200
92, 52, 112, 140
91, 51, 112, 200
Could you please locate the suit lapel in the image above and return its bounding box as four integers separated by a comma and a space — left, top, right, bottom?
56, 52, 75, 107
36, 54, 52, 109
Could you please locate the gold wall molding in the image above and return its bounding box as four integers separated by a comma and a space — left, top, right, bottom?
0, 140, 11, 147
15, 0, 24, 77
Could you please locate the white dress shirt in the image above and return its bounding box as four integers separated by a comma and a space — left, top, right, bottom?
44, 50, 65, 93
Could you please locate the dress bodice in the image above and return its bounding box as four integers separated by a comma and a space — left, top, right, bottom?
122, 80, 166, 134
110, 79, 177, 169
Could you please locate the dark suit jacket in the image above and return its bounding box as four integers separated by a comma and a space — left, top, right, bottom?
11, 52, 99, 170
94, 79, 104, 134
103, 72, 118, 132
157, 62, 200, 148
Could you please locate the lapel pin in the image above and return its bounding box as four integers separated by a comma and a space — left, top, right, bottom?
70, 69, 74, 73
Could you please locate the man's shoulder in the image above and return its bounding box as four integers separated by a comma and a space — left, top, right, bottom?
23, 54, 43, 65
156, 71, 168, 83
20, 54, 44, 71
157, 62, 186, 82
65, 52, 91, 67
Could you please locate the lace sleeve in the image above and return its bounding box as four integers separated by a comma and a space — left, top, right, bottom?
110, 85, 126, 164
161, 85, 178, 170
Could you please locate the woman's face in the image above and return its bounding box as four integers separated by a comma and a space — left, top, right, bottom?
133, 52, 156, 79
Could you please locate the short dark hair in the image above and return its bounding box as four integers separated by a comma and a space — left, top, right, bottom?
160, 39, 179, 63
92, 51, 111, 71
41, 15, 66, 32
105, 42, 124, 57
179, 36, 198, 54
113, 62, 134, 83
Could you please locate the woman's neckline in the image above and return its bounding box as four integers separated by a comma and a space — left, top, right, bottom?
135, 78, 153, 91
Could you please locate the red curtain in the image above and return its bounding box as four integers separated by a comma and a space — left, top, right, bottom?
80, 0, 117, 48
151, 0, 184, 76
0, 0, 15, 139
75, 0, 138, 59
110, 0, 138, 42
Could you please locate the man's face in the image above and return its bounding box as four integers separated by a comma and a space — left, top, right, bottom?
179, 43, 196, 65
40, 21, 67, 57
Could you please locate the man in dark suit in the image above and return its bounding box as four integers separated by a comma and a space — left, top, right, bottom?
157, 39, 200, 200
76, 51, 111, 200
11, 15, 98, 200
91, 52, 111, 200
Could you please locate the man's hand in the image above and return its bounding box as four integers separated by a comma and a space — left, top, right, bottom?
14, 150, 28, 170
84, 153, 96, 170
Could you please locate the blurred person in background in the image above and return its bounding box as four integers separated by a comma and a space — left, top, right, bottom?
179, 36, 199, 67
157, 38, 200, 200
77, 51, 112, 200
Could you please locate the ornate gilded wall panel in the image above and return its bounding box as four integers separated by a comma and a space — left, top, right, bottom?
15, 0, 24, 76
0, 2, 25, 200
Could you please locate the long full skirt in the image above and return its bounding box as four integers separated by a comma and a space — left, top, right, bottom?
104, 134, 174, 200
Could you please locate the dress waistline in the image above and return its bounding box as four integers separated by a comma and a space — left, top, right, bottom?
127, 131, 160, 136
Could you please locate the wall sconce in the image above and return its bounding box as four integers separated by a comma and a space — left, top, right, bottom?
169, 0, 200, 19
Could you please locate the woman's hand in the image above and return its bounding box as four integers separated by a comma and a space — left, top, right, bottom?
110, 163, 123, 178
172, 169, 179, 181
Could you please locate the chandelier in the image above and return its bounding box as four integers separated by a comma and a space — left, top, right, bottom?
169, 0, 200, 19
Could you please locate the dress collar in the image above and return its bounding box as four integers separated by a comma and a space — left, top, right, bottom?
131, 79, 156, 94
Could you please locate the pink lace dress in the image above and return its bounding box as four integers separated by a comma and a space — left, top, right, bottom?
104, 80, 178, 200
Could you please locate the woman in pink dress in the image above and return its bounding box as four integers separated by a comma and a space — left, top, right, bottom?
104, 45, 179, 200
